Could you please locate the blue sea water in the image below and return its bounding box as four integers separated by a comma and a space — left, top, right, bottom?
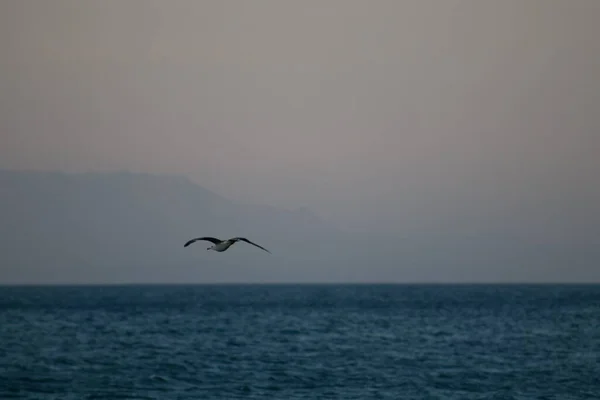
1, 284, 599, 399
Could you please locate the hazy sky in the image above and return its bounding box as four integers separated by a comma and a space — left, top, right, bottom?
1, 0, 599, 232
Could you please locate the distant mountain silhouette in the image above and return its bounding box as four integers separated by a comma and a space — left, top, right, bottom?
1, 169, 598, 284
0, 170, 339, 283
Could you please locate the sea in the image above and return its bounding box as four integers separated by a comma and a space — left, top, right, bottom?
1, 284, 599, 399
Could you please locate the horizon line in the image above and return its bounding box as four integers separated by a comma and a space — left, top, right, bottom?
1, 281, 598, 287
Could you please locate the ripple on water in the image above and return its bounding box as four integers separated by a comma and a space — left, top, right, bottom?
0, 284, 599, 399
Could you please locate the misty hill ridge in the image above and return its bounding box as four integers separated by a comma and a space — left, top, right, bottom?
1, 169, 599, 284
0, 170, 338, 283
0, 169, 333, 235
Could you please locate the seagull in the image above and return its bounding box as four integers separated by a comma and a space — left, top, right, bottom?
183, 236, 271, 254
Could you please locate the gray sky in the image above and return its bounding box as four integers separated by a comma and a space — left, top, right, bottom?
1, 0, 599, 232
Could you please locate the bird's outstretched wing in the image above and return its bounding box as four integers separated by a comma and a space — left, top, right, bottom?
184, 237, 221, 247
234, 237, 271, 254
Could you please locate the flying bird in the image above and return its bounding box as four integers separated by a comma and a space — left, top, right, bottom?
184, 236, 271, 254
